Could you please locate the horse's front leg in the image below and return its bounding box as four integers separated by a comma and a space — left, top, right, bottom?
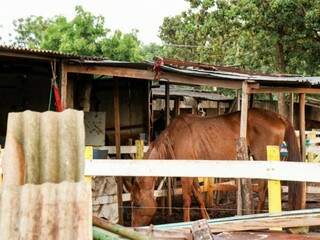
192, 178, 210, 219
181, 177, 193, 222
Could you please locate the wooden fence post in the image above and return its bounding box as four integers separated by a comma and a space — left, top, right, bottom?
237, 81, 253, 215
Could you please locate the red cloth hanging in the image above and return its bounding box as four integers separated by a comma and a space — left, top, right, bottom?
53, 80, 63, 112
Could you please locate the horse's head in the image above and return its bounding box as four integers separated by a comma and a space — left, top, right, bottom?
131, 176, 157, 227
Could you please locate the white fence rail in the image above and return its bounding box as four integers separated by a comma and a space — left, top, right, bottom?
85, 160, 320, 182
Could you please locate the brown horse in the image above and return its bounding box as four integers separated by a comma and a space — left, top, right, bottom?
131, 108, 303, 227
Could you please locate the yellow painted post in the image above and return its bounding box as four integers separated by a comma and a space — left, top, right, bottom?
267, 145, 282, 231
135, 140, 144, 159
84, 146, 93, 183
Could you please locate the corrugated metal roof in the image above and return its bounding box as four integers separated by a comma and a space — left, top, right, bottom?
2, 109, 85, 185
1, 45, 320, 88
152, 85, 233, 101
0, 44, 103, 60
160, 64, 320, 87
71, 59, 320, 88
0, 181, 92, 240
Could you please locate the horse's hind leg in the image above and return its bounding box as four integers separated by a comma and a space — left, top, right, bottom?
256, 179, 267, 213
192, 178, 210, 219
181, 177, 193, 222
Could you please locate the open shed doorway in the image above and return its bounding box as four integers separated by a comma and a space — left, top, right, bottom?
0, 56, 52, 146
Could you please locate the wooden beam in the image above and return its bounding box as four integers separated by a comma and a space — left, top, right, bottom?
66, 64, 155, 80
113, 78, 123, 225
85, 160, 320, 182
249, 87, 320, 94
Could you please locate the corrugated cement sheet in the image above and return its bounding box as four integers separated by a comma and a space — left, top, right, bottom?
0, 181, 92, 240
2, 109, 85, 185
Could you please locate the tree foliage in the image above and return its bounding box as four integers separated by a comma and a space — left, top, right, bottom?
13, 6, 145, 61
159, 0, 320, 75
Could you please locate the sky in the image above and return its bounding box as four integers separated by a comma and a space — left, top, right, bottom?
0, 0, 189, 44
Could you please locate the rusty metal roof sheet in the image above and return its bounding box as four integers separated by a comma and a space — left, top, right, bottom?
1, 44, 320, 88
71, 59, 320, 88
2, 109, 85, 185
0, 181, 92, 240
0, 44, 103, 60
152, 85, 233, 101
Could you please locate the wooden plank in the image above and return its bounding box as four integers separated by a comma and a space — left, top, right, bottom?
249, 87, 320, 94
95, 146, 149, 154
152, 209, 320, 233
66, 64, 155, 80
65, 64, 244, 89
85, 160, 320, 182
113, 78, 123, 225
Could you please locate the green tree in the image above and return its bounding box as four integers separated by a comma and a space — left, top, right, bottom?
159, 0, 320, 75
12, 6, 146, 61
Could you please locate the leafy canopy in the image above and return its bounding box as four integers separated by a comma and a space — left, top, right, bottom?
13, 6, 146, 61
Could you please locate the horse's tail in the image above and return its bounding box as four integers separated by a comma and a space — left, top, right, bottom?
284, 119, 306, 210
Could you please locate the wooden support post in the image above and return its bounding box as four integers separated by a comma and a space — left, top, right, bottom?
278, 93, 287, 117
114, 79, 123, 225
60, 62, 68, 109
236, 89, 241, 111
217, 101, 221, 115
165, 82, 173, 216
82, 79, 92, 112
300, 93, 306, 161
267, 145, 282, 231
298, 93, 307, 209
289, 93, 294, 124
237, 81, 253, 215
174, 98, 180, 117
249, 94, 254, 108
165, 83, 170, 126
